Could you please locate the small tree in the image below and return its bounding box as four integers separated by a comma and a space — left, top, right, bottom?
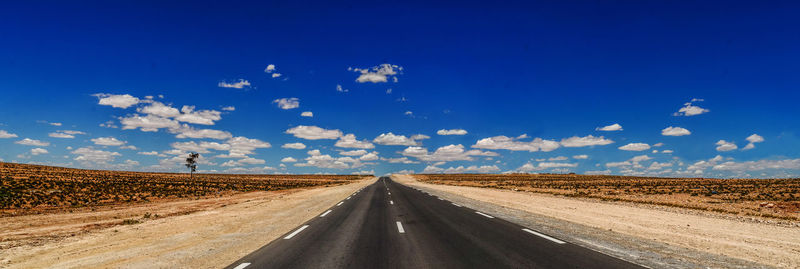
185, 152, 199, 178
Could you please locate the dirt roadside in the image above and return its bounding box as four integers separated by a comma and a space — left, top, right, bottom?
393, 175, 799, 268
0, 178, 375, 268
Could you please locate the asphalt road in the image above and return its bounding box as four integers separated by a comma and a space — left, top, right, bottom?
226, 177, 643, 269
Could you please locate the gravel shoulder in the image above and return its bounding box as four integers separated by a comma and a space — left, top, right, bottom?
393, 175, 799, 268
0, 178, 375, 268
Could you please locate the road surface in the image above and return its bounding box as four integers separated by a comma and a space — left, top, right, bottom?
226, 177, 643, 268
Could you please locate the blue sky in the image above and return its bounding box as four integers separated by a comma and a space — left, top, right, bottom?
1, 1, 799, 177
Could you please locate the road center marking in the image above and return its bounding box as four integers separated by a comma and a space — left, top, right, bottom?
233, 263, 251, 269
284, 225, 309, 239
320, 210, 332, 217
347, 196, 351, 200
390, 200, 394, 205
475, 211, 495, 218
452, 203, 462, 207
522, 228, 566, 244
396, 221, 405, 233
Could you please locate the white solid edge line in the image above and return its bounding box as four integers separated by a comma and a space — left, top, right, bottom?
438, 198, 444, 200
522, 228, 566, 244
475, 211, 495, 218
396, 221, 405, 233
452, 203, 462, 207
320, 210, 332, 217
233, 263, 251, 269
337, 202, 344, 206
284, 225, 310, 239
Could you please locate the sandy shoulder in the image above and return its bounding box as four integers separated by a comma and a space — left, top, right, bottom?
393, 175, 799, 268
0, 178, 375, 269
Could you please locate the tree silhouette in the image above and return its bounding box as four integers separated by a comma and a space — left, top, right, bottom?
185, 152, 199, 178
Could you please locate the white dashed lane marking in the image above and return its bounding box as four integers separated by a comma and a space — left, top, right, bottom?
396, 221, 405, 233
523, 228, 566, 244
475, 211, 495, 219
320, 210, 332, 217
452, 203, 462, 207
337, 202, 343, 206
233, 263, 251, 269
284, 225, 309, 239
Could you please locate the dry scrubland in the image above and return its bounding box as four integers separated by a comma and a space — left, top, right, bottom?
0, 162, 364, 216
415, 173, 800, 221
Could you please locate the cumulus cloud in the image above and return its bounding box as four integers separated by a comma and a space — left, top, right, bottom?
175, 106, 222, 125
220, 157, 266, 167
49, 130, 85, 139
596, 123, 622, 131
218, 79, 251, 89
294, 150, 365, 169
472, 135, 560, 152
560, 135, 614, 147
282, 142, 307, 150
281, 157, 298, 163
93, 93, 140, 108
340, 150, 368, 156
336, 84, 349, 93
222, 106, 235, 111
335, 134, 375, 149
384, 157, 418, 164
715, 140, 738, 152
91, 137, 126, 146
437, 129, 468, 135
573, 154, 589, 159
138, 151, 162, 156
712, 158, 800, 171
172, 125, 232, 140
138, 102, 180, 118
516, 162, 578, 172
15, 138, 50, 147
72, 147, 121, 163
673, 100, 709, 116
264, 64, 276, 73
119, 114, 180, 132
359, 152, 379, 161
286, 125, 342, 140
352, 63, 402, 83
401, 144, 497, 162
0, 130, 18, 138
30, 148, 48, 155
619, 143, 650, 151
301, 111, 313, 117
743, 134, 764, 150
661, 126, 691, 136
273, 98, 300, 110
373, 133, 425, 146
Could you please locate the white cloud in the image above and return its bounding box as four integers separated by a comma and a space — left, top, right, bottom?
0, 130, 18, 138
301, 111, 313, 117
560, 135, 614, 147
30, 148, 48, 155
294, 150, 364, 169
647, 161, 673, 170
359, 152, 379, 161
72, 147, 121, 163
517, 162, 577, 172
584, 170, 612, 175
15, 138, 49, 147
373, 133, 425, 146
437, 129, 468, 135
661, 150, 674, 154
673, 101, 710, 116
573, 154, 589, 159
596, 123, 622, 131
335, 134, 375, 149
264, 64, 276, 73
404, 111, 413, 116
281, 157, 298, 163
411, 134, 430, 141
384, 157, 418, 164
432, 165, 501, 174
220, 157, 266, 167
340, 150, 368, 156
218, 79, 251, 89
120, 114, 180, 132
401, 144, 496, 162
548, 156, 568, 161
273, 98, 300, 110
175, 106, 222, 125
93, 93, 140, 109
172, 125, 232, 140
715, 140, 738, 152
138, 102, 181, 118
713, 158, 800, 171
661, 126, 691, 136
49, 130, 86, 139
743, 134, 765, 150
352, 63, 402, 83
91, 137, 126, 146
282, 142, 307, 150
222, 106, 235, 111
352, 170, 374, 175
619, 143, 650, 151
336, 84, 349, 93
286, 125, 342, 140
138, 151, 161, 156
472, 135, 560, 152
